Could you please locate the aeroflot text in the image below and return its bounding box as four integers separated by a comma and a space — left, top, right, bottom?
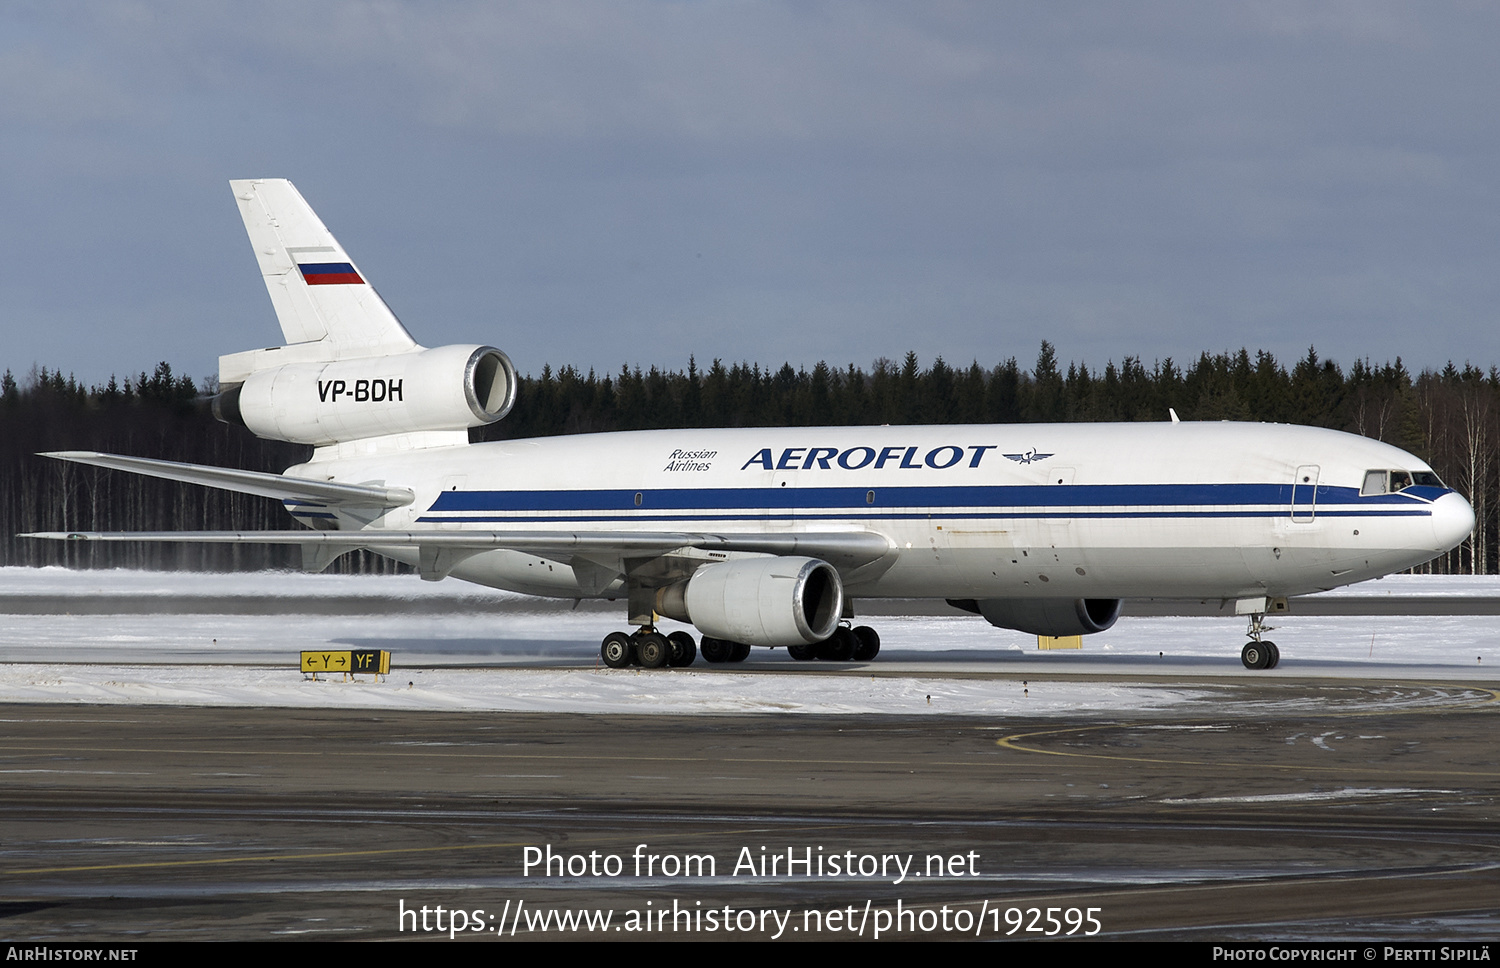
741, 445, 998, 471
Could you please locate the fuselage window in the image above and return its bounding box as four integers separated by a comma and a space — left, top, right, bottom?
1361, 470, 1388, 496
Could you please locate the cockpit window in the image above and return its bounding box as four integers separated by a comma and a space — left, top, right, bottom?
1361, 469, 1445, 495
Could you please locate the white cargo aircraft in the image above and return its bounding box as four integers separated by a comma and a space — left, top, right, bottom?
27, 179, 1475, 670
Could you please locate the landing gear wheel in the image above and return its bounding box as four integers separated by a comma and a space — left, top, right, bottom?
1241, 641, 1272, 670
601, 631, 634, 669
700, 636, 733, 663
851, 625, 881, 661
729, 642, 752, 662
1243, 612, 1278, 670
819, 627, 857, 661
666, 631, 697, 667
787, 643, 817, 661
635, 632, 670, 669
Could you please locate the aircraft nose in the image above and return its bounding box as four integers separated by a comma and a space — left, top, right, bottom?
1430, 491, 1475, 552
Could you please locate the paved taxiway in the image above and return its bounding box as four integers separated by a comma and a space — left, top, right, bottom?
1, 680, 1497, 941
2, 570, 1498, 940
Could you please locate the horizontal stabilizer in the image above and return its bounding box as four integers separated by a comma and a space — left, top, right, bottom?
39, 452, 414, 508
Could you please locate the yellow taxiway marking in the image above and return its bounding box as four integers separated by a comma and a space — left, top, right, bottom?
996, 684, 1500, 777
4, 824, 858, 878
6, 840, 536, 876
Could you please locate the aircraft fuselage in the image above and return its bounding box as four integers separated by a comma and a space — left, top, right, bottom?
287, 420, 1471, 604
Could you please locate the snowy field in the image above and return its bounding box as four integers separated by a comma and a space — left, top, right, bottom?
0, 568, 1495, 715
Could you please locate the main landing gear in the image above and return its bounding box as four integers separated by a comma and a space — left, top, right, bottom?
700, 637, 750, 663
1241, 612, 1281, 670
598, 624, 882, 669
787, 625, 880, 662
600, 628, 698, 669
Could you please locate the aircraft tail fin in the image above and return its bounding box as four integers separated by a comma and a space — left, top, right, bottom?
228, 179, 418, 362
214, 179, 514, 452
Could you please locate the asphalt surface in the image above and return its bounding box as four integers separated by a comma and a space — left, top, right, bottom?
1, 680, 1497, 941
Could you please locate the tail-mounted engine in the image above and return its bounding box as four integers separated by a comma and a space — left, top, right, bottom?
214, 344, 516, 446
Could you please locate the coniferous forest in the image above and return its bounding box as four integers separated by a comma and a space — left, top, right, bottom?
3, 342, 1495, 575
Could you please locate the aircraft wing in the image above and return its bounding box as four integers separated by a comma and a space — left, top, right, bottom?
21, 528, 896, 582
28, 450, 895, 582
39, 452, 414, 508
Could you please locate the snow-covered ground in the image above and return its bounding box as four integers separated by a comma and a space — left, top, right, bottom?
0, 568, 1495, 714
4, 565, 1494, 601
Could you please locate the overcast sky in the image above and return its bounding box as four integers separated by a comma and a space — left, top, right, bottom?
3, 2, 1499, 388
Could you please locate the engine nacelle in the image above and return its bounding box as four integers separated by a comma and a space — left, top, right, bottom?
961, 597, 1123, 637
656, 556, 843, 646
214, 344, 516, 445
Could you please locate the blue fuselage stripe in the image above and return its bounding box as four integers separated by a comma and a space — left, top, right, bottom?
423, 482, 1443, 516
417, 508, 1432, 524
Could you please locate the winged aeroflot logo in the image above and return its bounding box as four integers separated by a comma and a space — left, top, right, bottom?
1004, 449, 1054, 465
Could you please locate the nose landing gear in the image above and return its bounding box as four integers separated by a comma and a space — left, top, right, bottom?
1241, 612, 1280, 670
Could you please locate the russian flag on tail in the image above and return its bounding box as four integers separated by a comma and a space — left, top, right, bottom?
298, 261, 364, 286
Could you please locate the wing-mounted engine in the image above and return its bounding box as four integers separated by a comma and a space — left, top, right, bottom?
213, 343, 516, 445
951, 597, 1123, 637
654, 556, 844, 647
